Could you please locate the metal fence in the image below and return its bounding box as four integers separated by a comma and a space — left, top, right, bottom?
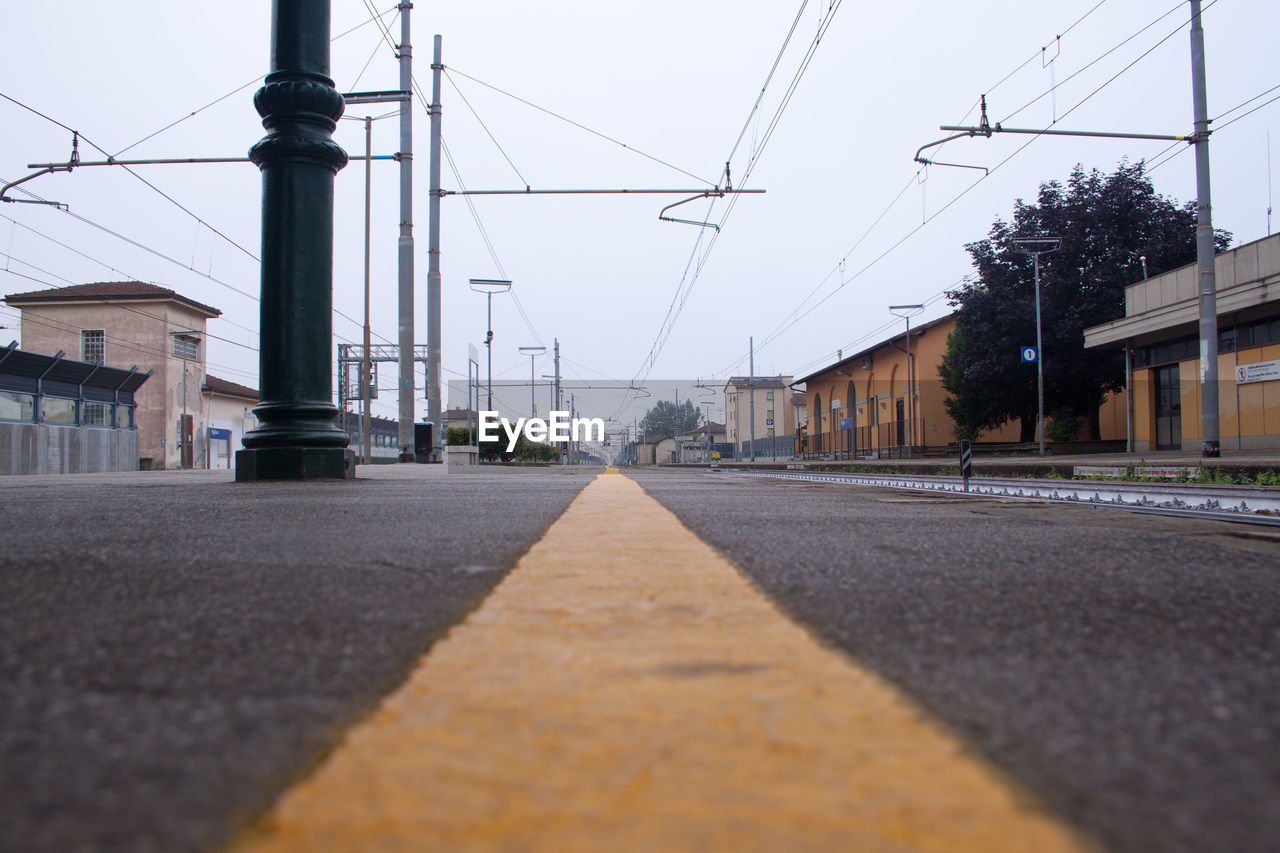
733, 433, 797, 460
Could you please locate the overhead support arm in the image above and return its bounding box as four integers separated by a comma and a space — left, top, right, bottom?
658, 192, 725, 231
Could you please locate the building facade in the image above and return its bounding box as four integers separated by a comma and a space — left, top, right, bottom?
202, 375, 259, 470
1085, 233, 1280, 451
797, 315, 1022, 458
6, 281, 222, 470
724, 376, 795, 456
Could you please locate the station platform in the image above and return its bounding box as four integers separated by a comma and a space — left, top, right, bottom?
5, 462, 1277, 851
1, 464, 1090, 852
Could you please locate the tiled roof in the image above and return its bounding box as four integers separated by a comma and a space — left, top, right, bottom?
794, 313, 955, 385
4, 281, 222, 318
725, 376, 790, 389
203, 374, 259, 400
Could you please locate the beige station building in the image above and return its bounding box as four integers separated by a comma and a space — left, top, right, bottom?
4, 281, 258, 470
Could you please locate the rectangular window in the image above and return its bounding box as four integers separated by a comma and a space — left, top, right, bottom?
0, 390, 35, 421
120, 405, 136, 429
766, 409, 774, 420
81, 330, 105, 364
43, 397, 76, 424
83, 402, 113, 427
767, 427, 775, 437
172, 334, 200, 359
766, 391, 774, 400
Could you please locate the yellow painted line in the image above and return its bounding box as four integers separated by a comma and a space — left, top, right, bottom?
233, 471, 1089, 852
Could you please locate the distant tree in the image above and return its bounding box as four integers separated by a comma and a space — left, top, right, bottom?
639, 399, 702, 437
470, 426, 558, 462
941, 160, 1231, 441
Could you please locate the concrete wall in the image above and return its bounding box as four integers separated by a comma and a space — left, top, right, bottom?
1126, 233, 1280, 317
0, 423, 139, 475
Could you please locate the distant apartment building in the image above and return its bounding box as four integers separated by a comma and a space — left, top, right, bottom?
723, 375, 795, 456
4, 281, 232, 469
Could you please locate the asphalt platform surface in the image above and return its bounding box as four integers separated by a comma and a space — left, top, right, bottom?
0, 465, 592, 853
4, 463, 1280, 852
631, 467, 1280, 853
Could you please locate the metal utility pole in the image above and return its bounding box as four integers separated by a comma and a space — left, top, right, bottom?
168, 330, 198, 470
553, 339, 561, 411
1190, 0, 1219, 457
554, 339, 564, 465
1013, 238, 1060, 457
748, 336, 756, 462
889, 304, 923, 456
426, 34, 443, 462
362, 115, 373, 465
916, 2, 1222, 458
396, 0, 415, 462
519, 346, 545, 418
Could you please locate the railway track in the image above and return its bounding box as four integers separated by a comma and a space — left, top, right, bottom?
724, 468, 1280, 526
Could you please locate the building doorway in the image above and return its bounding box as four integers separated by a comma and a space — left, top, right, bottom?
1154, 364, 1181, 450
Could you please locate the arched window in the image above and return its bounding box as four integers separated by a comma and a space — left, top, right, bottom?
812, 392, 823, 454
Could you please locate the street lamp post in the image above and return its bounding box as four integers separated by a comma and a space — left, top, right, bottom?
469, 279, 511, 412
237, 0, 352, 480
519, 345, 545, 419
1013, 237, 1061, 458
889, 304, 923, 457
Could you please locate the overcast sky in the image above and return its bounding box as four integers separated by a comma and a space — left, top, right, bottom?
2, 1, 1276, 428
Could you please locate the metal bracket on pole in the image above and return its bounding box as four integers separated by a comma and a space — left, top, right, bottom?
1, 131, 77, 208
658, 191, 726, 231
914, 94, 1191, 171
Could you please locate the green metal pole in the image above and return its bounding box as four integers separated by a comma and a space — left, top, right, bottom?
236, 0, 354, 480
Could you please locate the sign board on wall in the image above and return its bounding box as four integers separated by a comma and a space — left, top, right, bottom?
1237, 359, 1280, 384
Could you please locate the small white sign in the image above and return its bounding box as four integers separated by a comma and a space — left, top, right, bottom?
1237, 358, 1280, 385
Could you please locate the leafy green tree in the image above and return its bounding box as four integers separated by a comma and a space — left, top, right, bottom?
942, 160, 1231, 441
639, 399, 702, 437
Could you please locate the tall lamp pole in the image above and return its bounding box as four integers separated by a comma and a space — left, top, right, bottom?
889, 304, 923, 456
519, 346, 545, 419
1013, 237, 1061, 458
469, 279, 511, 411
237, 0, 352, 481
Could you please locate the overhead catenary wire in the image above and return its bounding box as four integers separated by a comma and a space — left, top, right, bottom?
0, 91, 260, 265
444, 69, 529, 188
719, 0, 1214, 383
615, 0, 845, 421
445, 67, 714, 188
1148, 82, 1280, 173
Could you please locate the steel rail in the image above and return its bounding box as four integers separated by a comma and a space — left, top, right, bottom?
724, 469, 1280, 526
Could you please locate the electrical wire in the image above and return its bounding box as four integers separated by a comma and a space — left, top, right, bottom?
616, 0, 845, 420
727, 0, 1211, 382
0, 91, 260, 264
445, 67, 714, 187
999, 0, 1185, 126
444, 69, 529, 188
111, 74, 264, 159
